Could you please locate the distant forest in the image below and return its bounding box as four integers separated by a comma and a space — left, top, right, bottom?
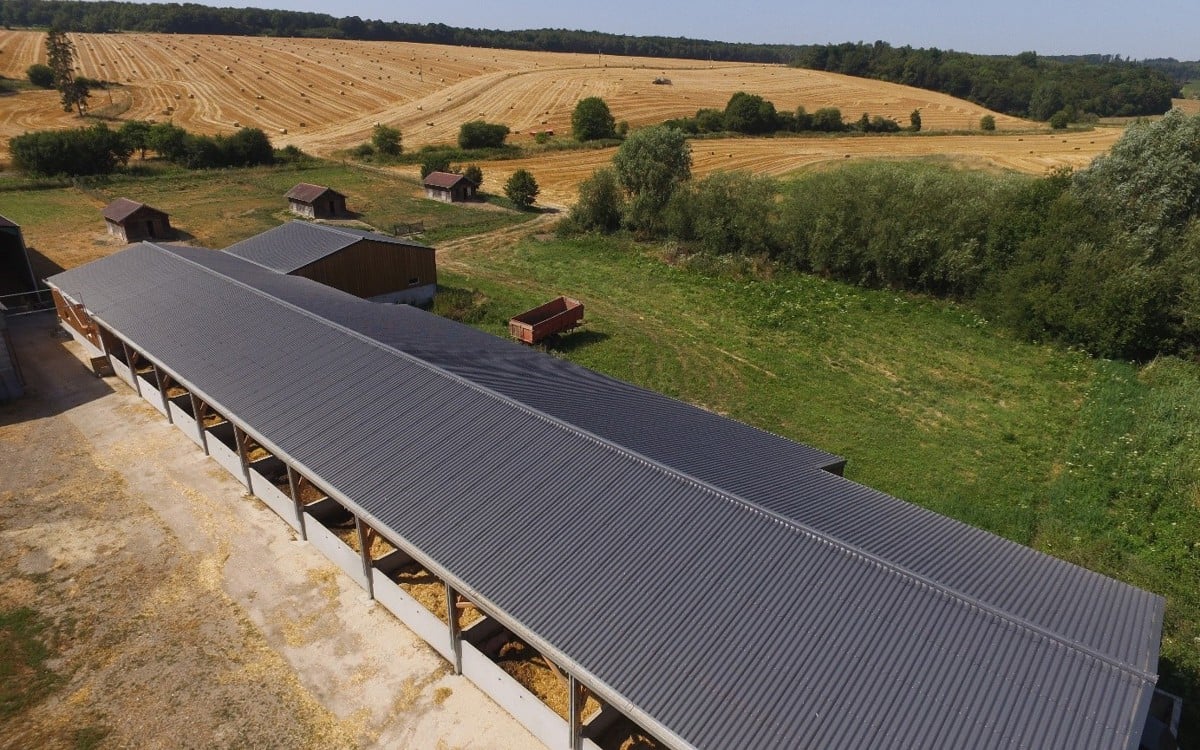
0, 0, 1183, 120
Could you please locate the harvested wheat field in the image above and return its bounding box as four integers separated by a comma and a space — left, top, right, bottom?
476, 127, 1123, 205
1174, 98, 1200, 115
0, 29, 1027, 158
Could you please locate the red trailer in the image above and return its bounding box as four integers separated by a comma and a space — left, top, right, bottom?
508, 296, 584, 344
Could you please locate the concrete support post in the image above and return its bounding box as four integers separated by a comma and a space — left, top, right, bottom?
156, 367, 173, 424
446, 583, 462, 675
286, 465, 308, 541
189, 393, 209, 455
355, 516, 374, 600
569, 675, 585, 750
232, 424, 253, 489
124, 343, 141, 397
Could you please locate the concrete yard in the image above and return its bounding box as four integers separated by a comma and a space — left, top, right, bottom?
0, 312, 536, 749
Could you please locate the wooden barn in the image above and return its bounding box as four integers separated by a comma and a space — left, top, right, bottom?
423, 171, 477, 203
0, 215, 36, 298
224, 221, 436, 305
102, 198, 173, 243
286, 183, 348, 218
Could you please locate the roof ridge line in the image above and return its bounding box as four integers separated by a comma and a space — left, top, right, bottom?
152, 242, 1158, 682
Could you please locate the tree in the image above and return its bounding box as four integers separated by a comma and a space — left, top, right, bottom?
458, 120, 509, 149
462, 164, 483, 187
810, 107, 845, 132
45, 29, 74, 90
723, 91, 778, 134
119, 120, 152, 159
63, 76, 90, 115
612, 125, 692, 232
567, 168, 624, 233
1049, 110, 1070, 130
909, 109, 922, 132
420, 153, 451, 178
505, 169, 539, 208
980, 114, 996, 131
571, 96, 616, 141
26, 63, 54, 88
666, 171, 780, 257
10, 123, 131, 176
148, 122, 188, 161
371, 123, 402, 156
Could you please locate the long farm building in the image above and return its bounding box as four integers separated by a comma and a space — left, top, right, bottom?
46, 240, 1166, 750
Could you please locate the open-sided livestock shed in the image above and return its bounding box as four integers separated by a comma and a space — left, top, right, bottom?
224, 221, 436, 305
102, 198, 173, 243
285, 183, 348, 219
46, 242, 1165, 750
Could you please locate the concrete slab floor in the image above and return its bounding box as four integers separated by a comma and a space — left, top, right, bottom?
0, 312, 538, 750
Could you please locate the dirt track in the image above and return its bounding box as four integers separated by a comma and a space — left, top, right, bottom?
0, 315, 537, 749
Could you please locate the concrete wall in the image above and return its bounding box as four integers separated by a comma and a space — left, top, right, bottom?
303, 515, 369, 590
206, 423, 247, 487
371, 567, 456, 662
248, 466, 303, 532
168, 396, 205, 449
135, 373, 169, 416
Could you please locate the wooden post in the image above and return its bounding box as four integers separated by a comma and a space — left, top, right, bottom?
124, 343, 142, 396
189, 393, 209, 455
569, 675, 586, 750
286, 465, 307, 540
156, 368, 173, 424
355, 516, 375, 600
232, 425, 253, 489
446, 583, 462, 674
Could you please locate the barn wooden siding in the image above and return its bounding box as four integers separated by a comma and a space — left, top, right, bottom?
291, 239, 436, 300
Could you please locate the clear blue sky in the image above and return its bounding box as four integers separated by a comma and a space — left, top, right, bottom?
205, 0, 1197, 60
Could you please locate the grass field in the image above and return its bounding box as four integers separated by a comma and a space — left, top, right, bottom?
0, 162, 535, 274
437, 233, 1200, 738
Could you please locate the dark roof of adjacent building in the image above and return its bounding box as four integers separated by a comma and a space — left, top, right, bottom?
224, 221, 432, 274
423, 171, 473, 189
46, 243, 1165, 750
101, 198, 166, 223
285, 182, 343, 204
0, 215, 17, 229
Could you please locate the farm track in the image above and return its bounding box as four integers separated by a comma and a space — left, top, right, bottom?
0, 31, 1123, 201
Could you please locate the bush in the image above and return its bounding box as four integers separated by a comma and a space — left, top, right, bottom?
352, 143, 375, 159
980, 114, 996, 131
10, 124, 131, 176
462, 164, 483, 187
371, 123, 402, 156
420, 153, 451, 179
909, 109, 922, 132
565, 168, 624, 233
118, 120, 152, 159
1049, 110, 1070, 129
504, 169, 539, 208
724, 91, 778, 134
458, 120, 509, 149
571, 97, 616, 141
666, 171, 781, 257
811, 107, 845, 132
26, 63, 54, 88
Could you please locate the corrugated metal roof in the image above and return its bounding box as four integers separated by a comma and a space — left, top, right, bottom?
285, 182, 342, 203
102, 198, 165, 223
46, 243, 1164, 750
423, 171, 472, 189
224, 221, 431, 274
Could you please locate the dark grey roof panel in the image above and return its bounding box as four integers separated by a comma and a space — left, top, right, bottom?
45, 244, 1164, 750
159, 247, 1163, 671
224, 221, 430, 273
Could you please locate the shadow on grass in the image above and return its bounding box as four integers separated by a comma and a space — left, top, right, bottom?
546, 329, 609, 352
